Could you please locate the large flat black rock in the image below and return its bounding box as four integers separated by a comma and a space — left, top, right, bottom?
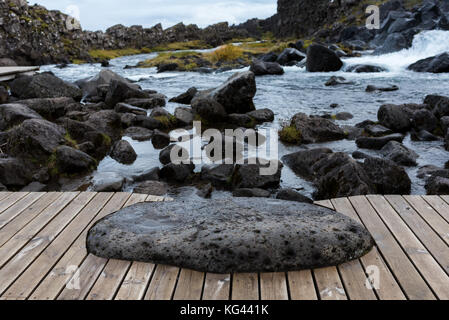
87, 198, 374, 273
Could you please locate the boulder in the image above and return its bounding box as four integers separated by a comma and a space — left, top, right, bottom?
276, 189, 313, 204
426, 176, 449, 195
87, 110, 122, 141
250, 60, 284, 76
233, 188, 271, 198
10, 73, 82, 100
407, 53, 449, 73
115, 103, 147, 116
260, 52, 278, 62
364, 124, 393, 137
0, 103, 42, 131
381, 141, 419, 166
169, 87, 198, 105
424, 94, 449, 118
75, 70, 134, 99
125, 95, 166, 109
0, 157, 32, 188
54, 146, 96, 174
232, 159, 283, 190
86, 198, 374, 273
362, 158, 411, 194
411, 129, 440, 141
152, 129, 171, 149
174, 107, 195, 126
246, 108, 275, 123
159, 144, 186, 165
7, 119, 66, 161
374, 33, 410, 55
160, 163, 195, 182
411, 109, 438, 132
201, 164, 235, 189
378, 104, 420, 132
356, 133, 405, 150
16, 97, 77, 120
228, 114, 255, 128
306, 44, 343, 72
123, 127, 153, 141
313, 153, 375, 200
134, 181, 168, 196
346, 65, 387, 73
91, 172, 125, 192
132, 167, 160, 183
276, 48, 305, 66
110, 140, 137, 165
191, 94, 228, 122
105, 80, 150, 108
282, 148, 333, 181
325, 76, 354, 86
290, 113, 346, 144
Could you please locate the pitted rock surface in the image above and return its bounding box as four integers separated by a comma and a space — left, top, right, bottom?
87, 198, 374, 273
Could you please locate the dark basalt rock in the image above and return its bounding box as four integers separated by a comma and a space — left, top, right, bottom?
250, 59, 284, 76
169, 87, 198, 105
325, 76, 355, 86
366, 85, 399, 92
276, 189, 313, 204
346, 65, 387, 73
0, 103, 43, 131
306, 44, 343, 72
291, 113, 346, 144
123, 127, 153, 141
86, 198, 374, 273
356, 133, 405, 150
408, 53, 449, 73
55, 146, 96, 174
232, 188, 271, 198
276, 48, 305, 66
110, 140, 137, 165
381, 141, 419, 166
174, 107, 195, 126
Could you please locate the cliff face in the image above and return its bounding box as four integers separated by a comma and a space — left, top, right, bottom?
0, 0, 249, 65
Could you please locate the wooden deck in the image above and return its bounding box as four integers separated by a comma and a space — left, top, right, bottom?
0, 192, 448, 300
0, 66, 40, 82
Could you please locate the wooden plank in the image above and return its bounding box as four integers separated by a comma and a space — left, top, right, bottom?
115, 262, 155, 300
0, 192, 28, 214
0, 192, 45, 229
380, 195, 449, 295
86, 260, 131, 300
0, 192, 12, 203
202, 273, 231, 301
144, 264, 180, 300
0, 193, 62, 247
260, 272, 288, 300
288, 270, 317, 300
441, 195, 449, 205
423, 196, 449, 224
404, 196, 449, 246
0, 192, 94, 296
0, 66, 39, 76
173, 269, 205, 300
29, 193, 131, 300
58, 193, 147, 300
231, 273, 259, 300
331, 197, 404, 300
313, 267, 347, 300
1, 193, 112, 299
353, 195, 435, 300
314, 200, 333, 209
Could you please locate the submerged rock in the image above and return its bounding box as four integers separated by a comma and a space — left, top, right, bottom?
86, 198, 374, 273
356, 133, 405, 150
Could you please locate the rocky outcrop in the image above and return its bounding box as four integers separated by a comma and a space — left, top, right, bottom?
407, 52, 449, 73
87, 198, 374, 273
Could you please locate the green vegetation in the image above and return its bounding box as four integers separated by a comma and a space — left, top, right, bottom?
150, 40, 211, 52
64, 133, 78, 149
279, 126, 302, 145
154, 115, 178, 129
88, 48, 152, 60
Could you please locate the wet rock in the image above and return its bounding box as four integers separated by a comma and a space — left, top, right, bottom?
352, 151, 372, 160
356, 133, 405, 150
276, 189, 313, 204
191, 94, 228, 122
250, 59, 284, 75
86, 198, 375, 273
313, 153, 375, 200
426, 176, 449, 195
417, 165, 448, 180
20, 182, 47, 192
381, 141, 418, 166
325, 76, 354, 86
160, 163, 195, 182
335, 112, 354, 121
290, 113, 346, 144
411, 129, 440, 141
125, 95, 166, 109
16, 97, 77, 121
362, 157, 411, 194
364, 124, 393, 137
0, 103, 42, 131
342, 125, 363, 140
228, 114, 255, 128
441, 117, 449, 134
115, 103, 147, 116
157, 63, 179, 73
276, 48, 305, 66
408, 53, 449, 73
0, 157, 32, 188
123, 127, 153, 141
346, 65, 387, 73
150, 107, 170, 118
134, 181, 168, 196
424, 94, 449, 118
232, 159, 283, 190
152, 129, 171, 149
135, 116, 164, 130
246, 108, 275, 123
169, 87, 198, 105
91, 172, 125, 192
378, 104, 421, 132
201, 164, 235, 189
110, 140, 137, 165
87, 110, 122, 141
7, 119, 66, 161
411, 109, 438, 132
105, 80, 150, 108
132, 167, 160, 183
75, 70, 134, 99
374, 33, 410, 55
366, 85, 399, 92
10, 73, 82, 100
306, 44, 343, 72
55, 146, 96, 174
282, 148, 333, 181
174, 107, 195, 126
233, 188, 271, 198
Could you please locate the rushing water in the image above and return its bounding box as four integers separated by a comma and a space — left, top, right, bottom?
42, 30, 449, 197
